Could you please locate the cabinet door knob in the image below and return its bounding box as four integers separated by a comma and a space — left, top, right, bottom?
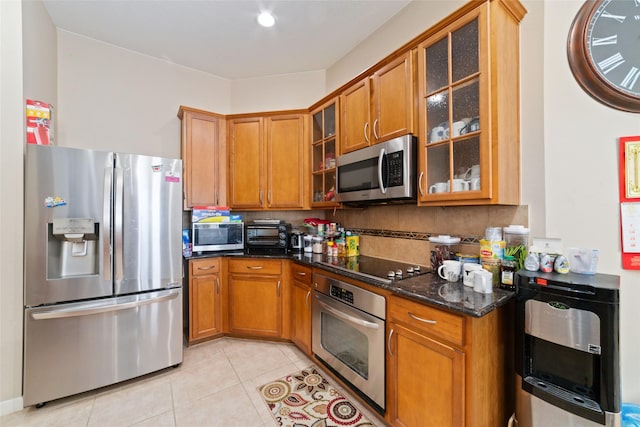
364, 122, 370, 143
418, 171, 425, 196
387, 328, 395, 356
373, 119, 379, 140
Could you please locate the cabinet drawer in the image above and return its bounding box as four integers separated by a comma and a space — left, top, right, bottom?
229, 258, 282, 275
291, 263, 312, 284
190, 258, 221, 276
389, 295, 464, 347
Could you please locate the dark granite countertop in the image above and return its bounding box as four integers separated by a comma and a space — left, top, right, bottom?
290, 253, 513, 318
184, 251, 514, 318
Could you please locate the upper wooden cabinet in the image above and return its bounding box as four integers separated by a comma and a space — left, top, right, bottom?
341, 52, 416, 154
178, 106, 226, 209
228, 113, 308, 210
310, 98, 340, 208
417, 1, 525, 206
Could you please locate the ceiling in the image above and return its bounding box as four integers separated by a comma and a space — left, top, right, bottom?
42, 0, 413, 80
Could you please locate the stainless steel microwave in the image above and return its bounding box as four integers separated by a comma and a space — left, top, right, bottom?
192, 222, 244, 253
336, 134, 417, 204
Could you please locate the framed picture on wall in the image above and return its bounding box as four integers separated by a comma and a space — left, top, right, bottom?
618, 135, 640, 270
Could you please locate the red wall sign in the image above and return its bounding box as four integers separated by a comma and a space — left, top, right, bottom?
618, 135, 640, 270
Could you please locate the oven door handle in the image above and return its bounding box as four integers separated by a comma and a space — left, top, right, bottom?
315, 296, 380, 330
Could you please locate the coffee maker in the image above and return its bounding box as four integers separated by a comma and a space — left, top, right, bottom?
289, 230, 303, 252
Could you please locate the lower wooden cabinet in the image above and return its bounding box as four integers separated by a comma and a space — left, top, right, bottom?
386, 295, 512, 427
387, 322, 465, 427
227, 258, 287, 338
290, 263, 312, 355
186, 258, 223, 344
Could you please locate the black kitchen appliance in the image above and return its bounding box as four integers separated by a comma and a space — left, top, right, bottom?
514, 270, 620, 426
316, 255, 426, 285
245, 220, 290, 255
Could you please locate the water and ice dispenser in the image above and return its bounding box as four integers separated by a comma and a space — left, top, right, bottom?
47, 218, 99, 278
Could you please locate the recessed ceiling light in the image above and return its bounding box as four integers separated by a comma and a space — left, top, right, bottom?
257, 11, 275, 27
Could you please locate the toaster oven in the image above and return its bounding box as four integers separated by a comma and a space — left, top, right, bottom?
245, 221, 290, 255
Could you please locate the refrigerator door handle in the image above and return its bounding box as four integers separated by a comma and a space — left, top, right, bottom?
30, 289, 180, 320
113, 162, 124, 283
103, 166, 112, 282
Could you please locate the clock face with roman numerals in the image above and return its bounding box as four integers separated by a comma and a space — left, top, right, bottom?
568, 0, 640, 112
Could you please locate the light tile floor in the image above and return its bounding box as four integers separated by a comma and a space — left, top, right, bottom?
1, 338, 384, 426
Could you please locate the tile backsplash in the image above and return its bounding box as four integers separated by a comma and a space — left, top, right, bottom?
327, 204, 529, 267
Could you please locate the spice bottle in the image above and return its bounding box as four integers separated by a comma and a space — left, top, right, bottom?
500, 255, 516, 290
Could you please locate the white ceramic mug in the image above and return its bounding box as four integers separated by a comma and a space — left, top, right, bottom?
463, 263, 483, 287
430, 126, 446, 143
464, 165, 481, 180
451, 120, 466, 137
473, 269, 494, 293
429, 182, 448, 193
438, 260, 462, 282
448, 178, 470, 192
470, 177, 481, 191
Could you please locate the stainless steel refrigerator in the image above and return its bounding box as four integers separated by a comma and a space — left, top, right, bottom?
23, 144, 183, 407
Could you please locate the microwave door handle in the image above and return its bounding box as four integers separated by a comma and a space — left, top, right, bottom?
378, 148, 387, 194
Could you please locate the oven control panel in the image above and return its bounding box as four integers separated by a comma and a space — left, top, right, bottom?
330, 285, 354, 304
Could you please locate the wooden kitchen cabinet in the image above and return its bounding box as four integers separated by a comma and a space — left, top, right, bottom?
417, 1, 526, 206
227, 258, 288, 338
341, 51, 415, 154
386, 295, 513, 427
186, 257, 224, 344
387, 295, 465, 427
178, 106, 226, 209
227, 112, 308, 210
310, 98, 340, 207
290, 263, 312, 355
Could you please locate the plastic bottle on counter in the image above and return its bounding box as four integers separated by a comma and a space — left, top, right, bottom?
554, 255, 570, 274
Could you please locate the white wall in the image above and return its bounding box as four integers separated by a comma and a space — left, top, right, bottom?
56, 30, 231, 159
230, 71, 326, 114
0, 0, 25, 414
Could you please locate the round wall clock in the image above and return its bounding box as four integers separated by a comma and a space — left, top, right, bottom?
567, 0, 640, 113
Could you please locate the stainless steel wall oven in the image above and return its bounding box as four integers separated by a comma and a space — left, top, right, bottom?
514, 270, 620, 426
312, 272, 386, 414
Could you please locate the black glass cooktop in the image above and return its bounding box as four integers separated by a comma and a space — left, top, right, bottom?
318, 255, 427, 285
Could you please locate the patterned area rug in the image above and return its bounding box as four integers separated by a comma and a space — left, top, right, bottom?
258, 365, 376, 427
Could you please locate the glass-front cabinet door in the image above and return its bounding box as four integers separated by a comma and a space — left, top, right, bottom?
418, 6, 490, 203
311, 99, 339, 207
